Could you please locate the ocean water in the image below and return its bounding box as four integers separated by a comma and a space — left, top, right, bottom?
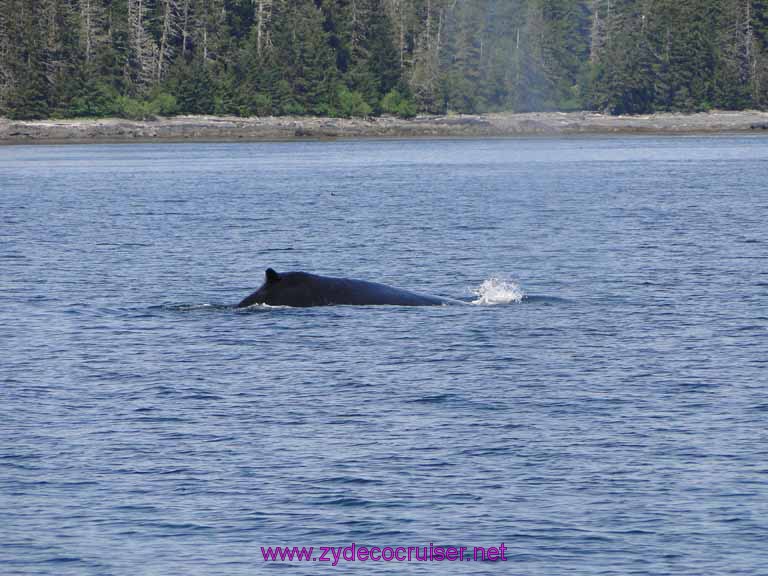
1, 136, 767, 575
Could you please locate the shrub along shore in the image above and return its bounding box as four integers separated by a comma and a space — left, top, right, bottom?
2, 111, 768, 145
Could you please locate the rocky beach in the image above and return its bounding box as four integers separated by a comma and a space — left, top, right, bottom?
2, 110, 768, 144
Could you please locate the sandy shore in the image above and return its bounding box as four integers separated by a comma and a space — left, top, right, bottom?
2, 110, 768, 144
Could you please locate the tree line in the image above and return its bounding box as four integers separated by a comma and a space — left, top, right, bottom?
1, 0, 767, 120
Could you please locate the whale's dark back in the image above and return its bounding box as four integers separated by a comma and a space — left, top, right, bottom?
237, 269, 448, 308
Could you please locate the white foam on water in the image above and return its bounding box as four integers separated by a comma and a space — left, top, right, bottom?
470, 277, 525, 305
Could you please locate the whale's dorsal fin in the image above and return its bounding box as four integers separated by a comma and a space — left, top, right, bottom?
265, 268, 280, 283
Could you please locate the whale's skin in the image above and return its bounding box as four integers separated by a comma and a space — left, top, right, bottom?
237, 268, 450, 308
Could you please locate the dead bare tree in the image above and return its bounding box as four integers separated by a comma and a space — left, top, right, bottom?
79, 0, 106, 65
383, 0, 407, 68
197, 0, 225, 63
179, 0, 191, 55
157, 0, 178, 82
127, 0, 157, 90
740, 0, 761, 103
589, 0, 604, 64
409, 0, 449, 112
254, 0, 273, 57
0, 0, 12, 109
350, 0, 365, 51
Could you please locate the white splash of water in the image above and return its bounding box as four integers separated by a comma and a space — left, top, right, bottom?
470, 277, 525, 305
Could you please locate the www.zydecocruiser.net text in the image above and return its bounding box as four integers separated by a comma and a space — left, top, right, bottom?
261, 543, 509, 565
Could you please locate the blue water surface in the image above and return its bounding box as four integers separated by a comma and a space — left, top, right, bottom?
1, 136, 767, 575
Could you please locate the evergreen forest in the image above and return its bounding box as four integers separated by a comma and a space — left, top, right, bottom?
2, 0, 768, 120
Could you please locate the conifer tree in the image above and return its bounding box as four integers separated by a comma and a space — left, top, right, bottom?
2, 0, 768, 119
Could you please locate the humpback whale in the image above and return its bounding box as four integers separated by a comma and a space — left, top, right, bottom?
237, 268, 454, 308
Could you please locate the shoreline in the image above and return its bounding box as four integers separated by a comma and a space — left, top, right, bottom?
2, 110, 768, 145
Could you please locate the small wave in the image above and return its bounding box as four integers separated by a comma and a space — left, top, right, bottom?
151, 303, 231, 312
470, 277, 524, 305
406, 393, 462, 405
235, 303, 291, 312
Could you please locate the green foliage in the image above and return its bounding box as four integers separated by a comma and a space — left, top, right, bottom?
118, 97, 155, 120
443, 72, 479, 114
337, 86, 372, 117
265, 0, 339, 115
115, 96, 151, 120
6, 75, 51, 120
152, 93, 180, 116
115, 93, 178, 120
65, 82, 121, 118
381, 89, 417, 118
251, 93, 274, 117
167, 60, 215, 115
